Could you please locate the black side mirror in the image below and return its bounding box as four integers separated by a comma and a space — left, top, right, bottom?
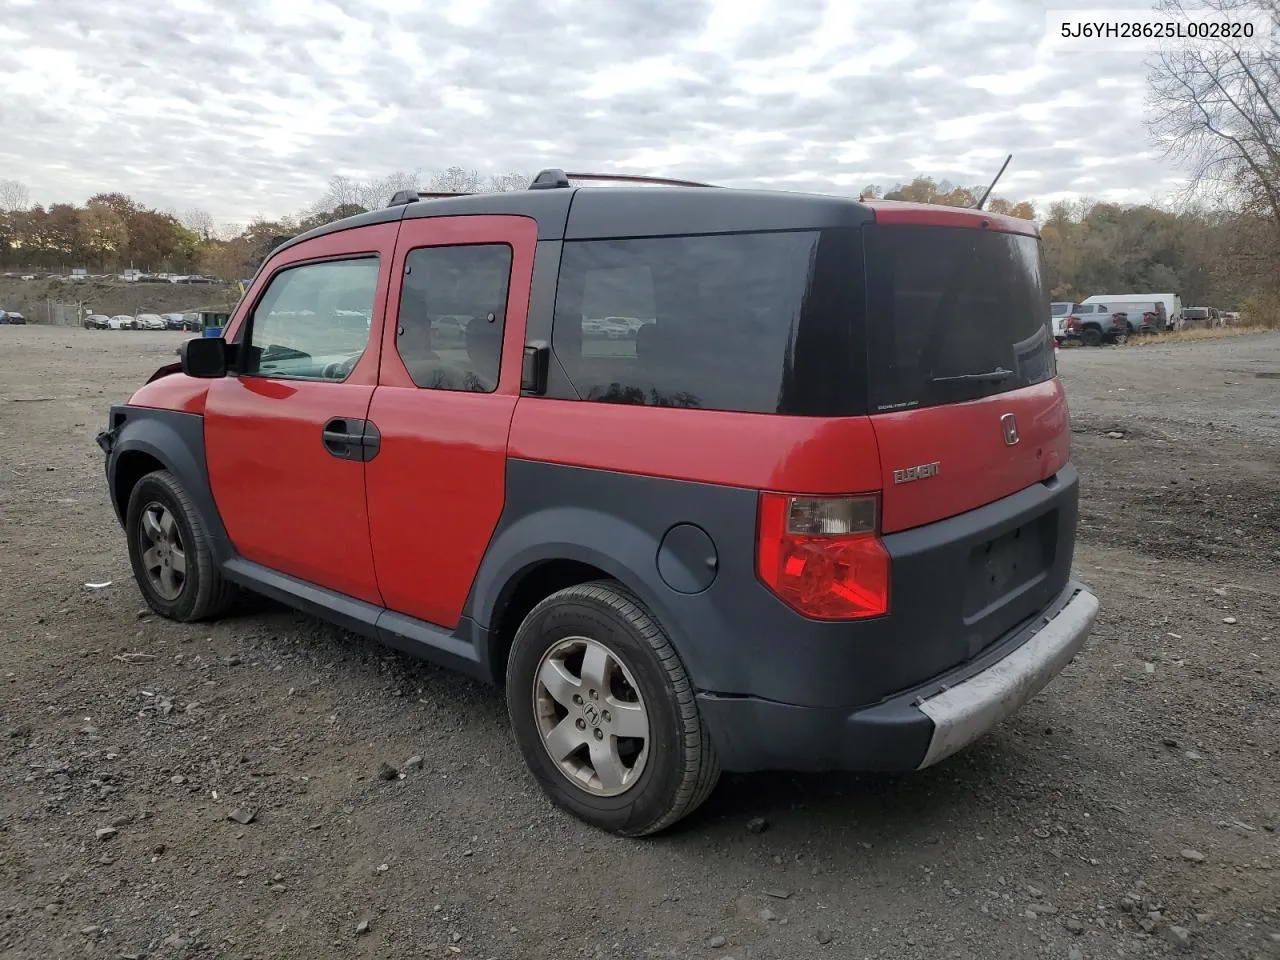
181, 337, 229, 378
521, 341, 550, 395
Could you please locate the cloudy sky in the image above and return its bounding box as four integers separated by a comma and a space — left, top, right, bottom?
0, 0, 1192, 228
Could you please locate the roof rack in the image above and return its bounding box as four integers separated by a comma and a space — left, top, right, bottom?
386, 189, 475, 208
529, 168, 718, 190
387, 170, 719, 206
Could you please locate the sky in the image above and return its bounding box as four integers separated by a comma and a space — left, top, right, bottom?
0, 0, 1195, 230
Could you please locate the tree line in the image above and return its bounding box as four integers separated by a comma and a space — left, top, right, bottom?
3, 168, 1272, 323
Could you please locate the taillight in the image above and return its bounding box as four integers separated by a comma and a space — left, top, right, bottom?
756, 493, 890, 620
1066, 316, 1081, 330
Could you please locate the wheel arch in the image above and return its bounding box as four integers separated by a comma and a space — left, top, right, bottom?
107, 408, 232, 562
468, 509, 697, 687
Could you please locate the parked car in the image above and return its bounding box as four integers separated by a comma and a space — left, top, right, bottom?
107, 315, 136, 330
1083, 293, 1181, 332
1062, 303, 1127, 346
0, 310, 27, 324
1180, 306, 1217, 329
1050, 301, 1083, 343
134, 314, 167, 330
84, 314, 112, 329
95, 168, 1097, 836
1107, 301, 1164, 337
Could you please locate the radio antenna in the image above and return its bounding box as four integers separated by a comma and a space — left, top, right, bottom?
973, 154, 1012, 210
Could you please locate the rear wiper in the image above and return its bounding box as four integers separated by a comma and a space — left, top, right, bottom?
930, 367, 1014, 384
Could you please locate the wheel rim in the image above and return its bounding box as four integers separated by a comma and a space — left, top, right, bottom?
137, 502, 187, 601
532, 635, 650, 798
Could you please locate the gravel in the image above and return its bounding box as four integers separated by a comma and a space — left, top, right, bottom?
1, 327, 1278, 959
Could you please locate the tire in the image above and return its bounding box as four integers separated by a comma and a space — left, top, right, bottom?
1112, 324, 1130, 346
1081, 326, 1103, 347
125, 469, 238, 622
505, 580, 720, 837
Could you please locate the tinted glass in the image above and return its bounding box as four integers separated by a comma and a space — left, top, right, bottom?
243, 257, 378, 380
1051, 302, 1071, 316
864, 225, 1054, 412
552, 230, 863, 415
395, 244, 512, 392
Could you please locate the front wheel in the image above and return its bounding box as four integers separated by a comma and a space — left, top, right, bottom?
126, 469, 238, 621
505, 581, 720, 836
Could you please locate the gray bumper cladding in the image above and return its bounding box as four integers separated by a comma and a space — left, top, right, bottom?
915, 587, 1100, 769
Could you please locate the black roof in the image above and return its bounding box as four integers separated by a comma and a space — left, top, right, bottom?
269, 169, 876, 262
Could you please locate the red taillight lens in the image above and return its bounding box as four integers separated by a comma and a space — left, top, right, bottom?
1066, 316, 1081, 330
756, 493, 890, 620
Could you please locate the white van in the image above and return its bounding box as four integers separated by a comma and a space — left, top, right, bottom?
1082, 294, 1181, 332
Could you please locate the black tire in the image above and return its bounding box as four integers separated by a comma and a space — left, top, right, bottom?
1081, 326, 1103, 347
125, 469, 238, 622
1112, 323, 1130, 346
505, 581, 720, 837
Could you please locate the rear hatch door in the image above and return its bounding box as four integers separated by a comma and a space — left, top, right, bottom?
857, 214, 1076, 687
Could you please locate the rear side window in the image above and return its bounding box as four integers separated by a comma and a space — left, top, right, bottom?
863, 225, 1055, 412
551, 230, 863, 415
396, 244, 512, 393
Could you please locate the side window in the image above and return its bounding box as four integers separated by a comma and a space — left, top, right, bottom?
551, 232, 827, 414
579, 266, 657, 359
242, 257, 378, 381
396, 244, 513, 393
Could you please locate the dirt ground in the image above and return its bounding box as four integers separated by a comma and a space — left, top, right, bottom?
1, 326, 1277, 960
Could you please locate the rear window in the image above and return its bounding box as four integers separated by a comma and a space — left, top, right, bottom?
551, 230, 862, 415
863, 225, 1055, 412
1051, 302, 1071, 316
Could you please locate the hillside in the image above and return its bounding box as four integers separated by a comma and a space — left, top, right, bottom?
0, 277, 241, 322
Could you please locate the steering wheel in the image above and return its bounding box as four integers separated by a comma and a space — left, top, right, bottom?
322, 356, 357, 380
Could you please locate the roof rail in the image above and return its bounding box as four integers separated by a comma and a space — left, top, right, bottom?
528, 168, 718, 190
386, 189, 475, 208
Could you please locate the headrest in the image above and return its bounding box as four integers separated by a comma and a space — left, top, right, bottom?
464, 314, 503, 371
635, 323, 681, 365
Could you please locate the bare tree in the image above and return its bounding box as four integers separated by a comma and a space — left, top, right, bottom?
487, 171, 531, 192
181, 208, 217, 241
427, 166, 486, 193
0, 179, 31, 212
1147, 0, 1280, 229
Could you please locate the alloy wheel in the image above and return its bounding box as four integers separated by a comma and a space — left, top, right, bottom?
138, 502, 187, 600
532, 635, 651, 797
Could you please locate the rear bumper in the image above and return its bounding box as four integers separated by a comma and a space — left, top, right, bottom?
697, 580, 1098, 773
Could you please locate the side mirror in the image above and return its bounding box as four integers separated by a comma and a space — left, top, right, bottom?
181, 337, 229, 378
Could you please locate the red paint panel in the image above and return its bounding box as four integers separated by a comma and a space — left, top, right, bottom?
508, 401, 884, 495
866, 201, 1040, 238
204, 377, 382, 602
870, 379, 1071, 534
366, 215, 536, 628
128, 373, 210, 414
365, 388, 516, 627
203, 221, 400, 605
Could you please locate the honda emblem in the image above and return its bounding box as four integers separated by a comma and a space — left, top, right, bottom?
1000, 413, 1020, 446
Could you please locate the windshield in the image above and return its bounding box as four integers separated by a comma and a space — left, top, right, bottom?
863, 224, 1055, 412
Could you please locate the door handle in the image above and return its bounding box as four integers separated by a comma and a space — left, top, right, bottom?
322, 417, 362, 460
322, 417, 380, 462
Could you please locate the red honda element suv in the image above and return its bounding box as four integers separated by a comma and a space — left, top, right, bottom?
97, 169, 1099, 836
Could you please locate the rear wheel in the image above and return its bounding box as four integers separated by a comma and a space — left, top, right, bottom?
1112, 323, 1130, 346
1081, 326, 1103, 347
126, 469, 238, 621
505, 581, 720, 836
